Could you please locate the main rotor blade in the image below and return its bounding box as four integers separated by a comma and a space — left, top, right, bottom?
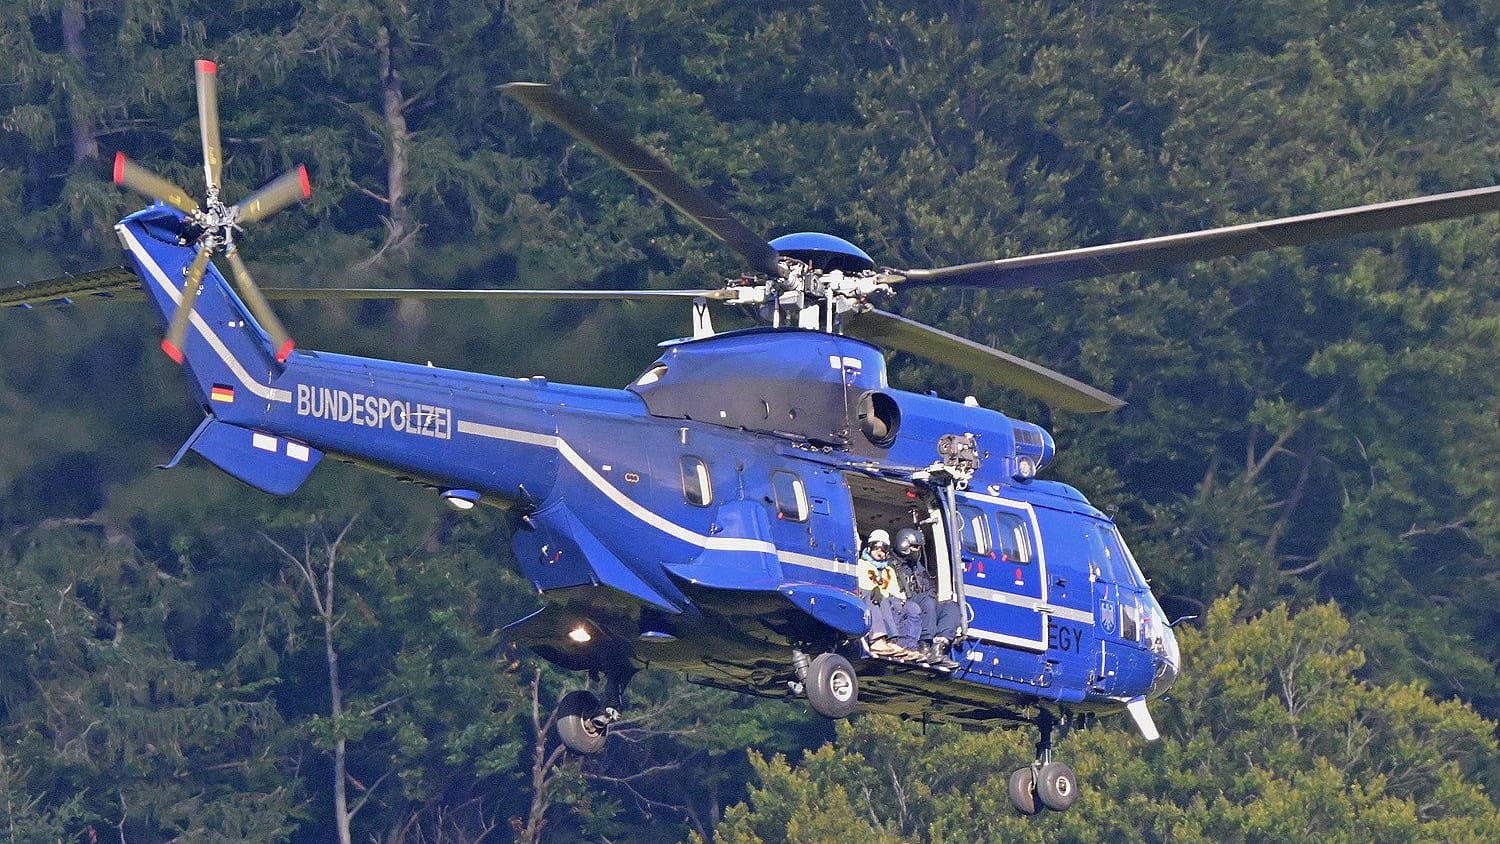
0, 272, 735, 307
162, 245, 213, 364
225, 248, 294, 362
1, 267, 142, 307
893, 184, 1500, 290
253, 287, 737, 301
501, 82, 783, 278
232, 166, 311, 226
843, 308, 1124, 414
196, 59, 223, 194
113, 153, 199, 215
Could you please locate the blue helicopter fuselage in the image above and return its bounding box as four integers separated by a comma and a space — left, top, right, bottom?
120, 205, 1179, 728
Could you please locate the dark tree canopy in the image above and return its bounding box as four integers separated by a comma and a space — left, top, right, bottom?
0, 2, 1496, 841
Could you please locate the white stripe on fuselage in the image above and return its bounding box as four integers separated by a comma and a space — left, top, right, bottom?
457, 418, 1092, 626
117, 224, 291, 403
964, 583, 1095, 625
457, 419, 778, 555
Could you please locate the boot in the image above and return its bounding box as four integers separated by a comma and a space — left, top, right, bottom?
892, 640, 925, 662
930, 637, 960, 670
917, 640, 936, 666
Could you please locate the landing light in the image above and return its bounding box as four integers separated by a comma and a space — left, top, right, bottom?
441, 489, 480, 511
567, 625, 593, 644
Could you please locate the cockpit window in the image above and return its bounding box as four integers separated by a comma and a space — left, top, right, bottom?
1114, 526, 1151, 589
1086, 523, 1138, 587
995, 511, 1034, 564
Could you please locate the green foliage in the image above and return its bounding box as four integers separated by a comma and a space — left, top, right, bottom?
1, 1, 1499, 841
0, 527, 299, 841
712, 596, 1500, 843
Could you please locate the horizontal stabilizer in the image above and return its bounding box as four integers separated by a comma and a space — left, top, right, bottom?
182, 419, 322, 495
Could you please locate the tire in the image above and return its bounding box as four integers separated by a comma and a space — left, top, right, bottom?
806, 653, 859, 719
555, 690, 608, 755
1035, 761, 1079, 812
1008, 766, 1040, 815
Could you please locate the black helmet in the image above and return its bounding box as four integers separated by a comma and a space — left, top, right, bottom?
895, 527, 925, 558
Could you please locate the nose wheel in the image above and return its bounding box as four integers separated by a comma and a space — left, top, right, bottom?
1008, 711, 1080, 814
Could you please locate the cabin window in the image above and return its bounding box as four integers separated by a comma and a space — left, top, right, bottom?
771, 470, 808, 522
958, 506, 992, 555
995, 512, 1034, 564
680, 456, 712, 507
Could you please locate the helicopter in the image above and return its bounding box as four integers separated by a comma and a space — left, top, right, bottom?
7, 62, 1500, 815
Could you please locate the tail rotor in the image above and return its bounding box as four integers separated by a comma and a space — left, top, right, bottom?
224, 245, 294, 362
113, 58, 309, 364
161, 244, 213, 363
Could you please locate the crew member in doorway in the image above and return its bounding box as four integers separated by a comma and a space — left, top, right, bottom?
894, 527, 961, 669
857, 529, 923, 661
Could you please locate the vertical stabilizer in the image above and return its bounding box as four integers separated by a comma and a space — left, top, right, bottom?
116, 207, 291, 418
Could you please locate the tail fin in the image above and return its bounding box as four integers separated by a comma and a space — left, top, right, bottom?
116, 206, 292, 415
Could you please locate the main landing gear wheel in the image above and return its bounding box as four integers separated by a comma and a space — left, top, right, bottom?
1008, 766, 1040, 815
805, 652, 859, 719
1035, 761, 1079, 811
556, 690, 612, 755
1008, 710, 1080, 814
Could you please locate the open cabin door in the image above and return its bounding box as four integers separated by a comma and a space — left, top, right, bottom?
844, 473, 1050, 652
941, 488, 1050, 652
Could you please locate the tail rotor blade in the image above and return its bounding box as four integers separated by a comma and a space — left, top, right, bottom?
196, 59, 224, 194
232, 166, 311, 226
114, 152, 199, 215
226, 247, 294, 362
162, 245, 213, 364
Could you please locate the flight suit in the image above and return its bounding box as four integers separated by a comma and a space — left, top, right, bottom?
858, 551, 923, 650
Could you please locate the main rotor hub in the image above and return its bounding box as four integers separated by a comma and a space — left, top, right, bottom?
724, 246, 893, 331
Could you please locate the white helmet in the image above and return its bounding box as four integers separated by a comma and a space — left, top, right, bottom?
866, 528, 892, 548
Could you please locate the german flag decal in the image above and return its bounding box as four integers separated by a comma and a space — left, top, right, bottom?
210, 384, 235, 403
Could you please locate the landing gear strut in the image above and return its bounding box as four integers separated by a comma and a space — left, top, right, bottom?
1008, 710, 1079, 814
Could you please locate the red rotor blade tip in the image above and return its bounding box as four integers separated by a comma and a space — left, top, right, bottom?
160, 338, 184, 364
113, 151, 126, 185
298, 165, 311, 200
276, 339, 295, 363
197, 59, 217, 74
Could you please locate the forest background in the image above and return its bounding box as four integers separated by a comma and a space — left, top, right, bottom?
0, 1, 1497, 841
